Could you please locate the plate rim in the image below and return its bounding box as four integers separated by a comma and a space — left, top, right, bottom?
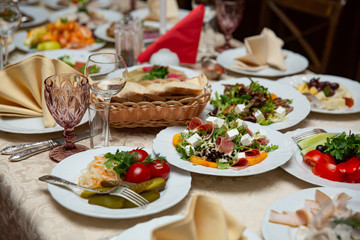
19, 5, 49, 28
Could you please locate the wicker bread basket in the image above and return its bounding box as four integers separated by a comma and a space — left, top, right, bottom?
90, 85, 211, 128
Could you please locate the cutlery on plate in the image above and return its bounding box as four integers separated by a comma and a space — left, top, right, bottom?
302, 93, 323, 109
1, 131, 89, 161
39, 175, 149, 207
291, 128, 327, 143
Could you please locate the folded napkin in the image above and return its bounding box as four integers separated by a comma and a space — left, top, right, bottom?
0, 55, 80, 128
151, 193, 247, 240
145, 0, 180, 23
138, 4, 205, 64
233, 28, 286, 71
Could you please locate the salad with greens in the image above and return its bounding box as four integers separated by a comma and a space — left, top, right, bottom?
210, 79, 293, 125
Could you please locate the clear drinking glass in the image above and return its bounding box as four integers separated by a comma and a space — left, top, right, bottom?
44, 73, 90, 162
0, 1, 22, 69
85, 53, 128, 146
215, 0, 245, 52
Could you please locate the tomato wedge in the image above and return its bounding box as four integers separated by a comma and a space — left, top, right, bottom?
345, 168, 360, 183
312, 163, 345, 182
337, 156, 360, 174
303, 150, 332, 167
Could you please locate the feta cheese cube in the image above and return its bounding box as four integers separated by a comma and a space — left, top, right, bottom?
236, 119, 248, 128
225, 129, 239, 140
275, 106, 286, 116
237, 152, 246, 159
254, 109, 265, 121
216, 118, 225, 128
241, 133, 253, 146
206, 116, 218, 125
187, 133, 202, 147
258, 129, 267, 137
234, 104, 246, 113
205, 116, 225, 128
185, 145, 195, 156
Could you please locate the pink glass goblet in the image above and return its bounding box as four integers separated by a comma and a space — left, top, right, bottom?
215, 0, 245, 52
44, 73, 90, 162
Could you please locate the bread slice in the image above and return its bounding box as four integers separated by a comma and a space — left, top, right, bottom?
112, 82, 149, 102
164, 81, 203, 95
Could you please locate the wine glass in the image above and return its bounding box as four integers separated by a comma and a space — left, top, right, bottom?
0, 1, 21, 69
85, 53, 128, 146
44, 73, 90, 162
215, 0, 245, 52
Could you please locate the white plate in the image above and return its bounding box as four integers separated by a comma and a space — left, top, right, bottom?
13, 31, 106, 53
48, 7, 122, 24
114, 215, 261, 240
262, 187, 360, 240
19, 6, 49, 28
282, 126, 360, 190
277, 74, 360, 114
153, 122, 293, 177
45, 0, 111, 10
47, 146, 192, 219
204, 78, 310, 130
18, 0, 39, 5
94, 23, 114, 43
216, 48, 309, 77
130, 8, 190, 29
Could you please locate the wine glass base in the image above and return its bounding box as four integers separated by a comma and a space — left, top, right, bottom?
48, 144, 89, 162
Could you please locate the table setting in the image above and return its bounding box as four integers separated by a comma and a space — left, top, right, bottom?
1, 0, 360, 240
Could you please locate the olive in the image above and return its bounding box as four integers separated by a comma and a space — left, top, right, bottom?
316, 145, 328, 153
330, 82, 339, 90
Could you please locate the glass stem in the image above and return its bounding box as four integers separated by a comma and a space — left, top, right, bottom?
63, 127, 76, 150
103, 98, 111, 147
224, 33, 232, 49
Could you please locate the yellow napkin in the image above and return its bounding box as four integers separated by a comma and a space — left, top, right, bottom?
0, 55, 80, 128
233, 28, 286, 71
151, 193, 247, 240
145, 0, 179, 23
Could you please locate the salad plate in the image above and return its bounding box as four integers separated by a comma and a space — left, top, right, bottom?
282, 126, 360, 190
203, 78, 311, 130
216, 48, 308, 77
262, 187, 360, 240
94, 23, 115, 43
45, 0, 112, 10
277, 74, 360, 114
19, 6, 49, 28
13, 31, 106, 53
113, 215, 261, 240
47, 146, 192, 219
153, 122, 293, 177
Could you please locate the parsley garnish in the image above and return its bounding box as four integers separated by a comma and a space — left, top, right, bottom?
104, 150, 138, 178
142, 65, 169, 80
324, 132, 360, 162
323, 86, 331, 97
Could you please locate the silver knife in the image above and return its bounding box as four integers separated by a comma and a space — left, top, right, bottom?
5, 131, 89, 162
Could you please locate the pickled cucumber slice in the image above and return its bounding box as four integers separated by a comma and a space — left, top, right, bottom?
297, 133, 339, 150
123, 190, 160, 208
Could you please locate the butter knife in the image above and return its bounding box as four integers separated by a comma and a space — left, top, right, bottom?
5, 131, 90, 162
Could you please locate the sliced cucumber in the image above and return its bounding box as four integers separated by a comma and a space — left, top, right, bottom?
297, 133, 339, 150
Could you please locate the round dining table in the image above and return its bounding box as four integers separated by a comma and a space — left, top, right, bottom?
1, 1, 360, 240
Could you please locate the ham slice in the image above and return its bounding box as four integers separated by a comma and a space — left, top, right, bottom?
256, 137, 269, 145
216, 136, 234, 154
231, 158, 249, 170
269, 210, 307, 227
186, 117, 204, 130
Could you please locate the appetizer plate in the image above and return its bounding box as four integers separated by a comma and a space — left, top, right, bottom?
282, 126, 360, 190
216, 48, 309, 77
130, 8, 190, 29
0, 114, 88, 134
45, 0, 112, 10
94, 23, 115, 43
127, 64, 200, 79
19, 6, 49, 28
48, 7, 122, 24
277, 74, 360, 114
262, 187, 360, 240
47, 146, 192, 219
153, 122, 293, 177
13, 31, 106, 53
204, 78, 311, 130
114, 215, 261, 240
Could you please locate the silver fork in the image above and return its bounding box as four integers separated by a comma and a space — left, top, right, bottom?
303, 93, 323, 109
291, 128, 327, 143
39, 175, 149, 207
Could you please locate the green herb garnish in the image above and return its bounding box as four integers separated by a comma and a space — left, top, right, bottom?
142, 65, 169, 80
323, 86, 331, 97
104, 150, 138, 178
333, 215, 360, 229
324, 132, 360, 162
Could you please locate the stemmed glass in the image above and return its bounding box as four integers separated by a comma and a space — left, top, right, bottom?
215, 0, 245, 52
44, 73, 90, 162
85, 53, 128, 147
0, 1, 22, 69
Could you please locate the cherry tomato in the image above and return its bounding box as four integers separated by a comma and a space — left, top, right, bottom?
337, 156, 360, 174
124, 163, 151, 183
147, 159, 170, 180
303, 150, 330, 167
345, 168, 360, 183
312, 163, 345, 182
128, 148, 149, 162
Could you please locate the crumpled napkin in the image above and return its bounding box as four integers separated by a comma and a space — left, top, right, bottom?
233, 28, 287, 71
151, 193, 247, 240
138, 4, 204, 64
145, 0, 180, 23
0, 55, 80, 128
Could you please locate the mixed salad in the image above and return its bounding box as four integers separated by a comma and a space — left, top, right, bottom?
58, 55, 100, 74
210, 79, 293, 125
173, 117, 278, 170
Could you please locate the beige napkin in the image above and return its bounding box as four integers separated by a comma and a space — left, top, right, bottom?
0, 55, 80, 128
145, 0, 179, 23
151, 193, 247, 240
233, 28, 286, 71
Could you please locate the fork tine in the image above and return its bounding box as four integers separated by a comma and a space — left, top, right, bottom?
291, 128, 327, 142
118, 193, 144, 207
123, 188, 149, 206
